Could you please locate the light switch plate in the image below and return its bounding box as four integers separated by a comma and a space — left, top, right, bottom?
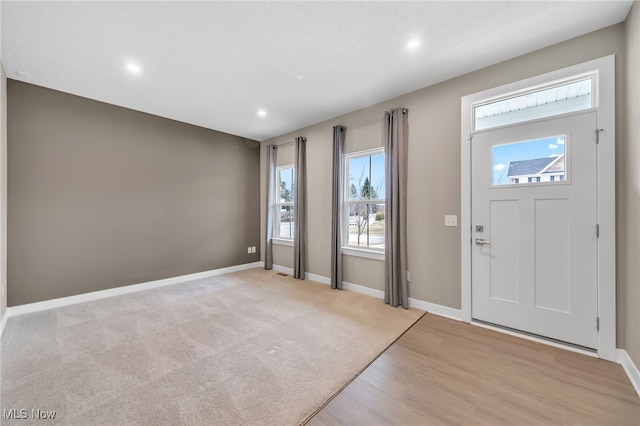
445, 215, 458, 227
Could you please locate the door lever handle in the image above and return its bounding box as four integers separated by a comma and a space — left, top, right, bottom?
475, 239, 491, 245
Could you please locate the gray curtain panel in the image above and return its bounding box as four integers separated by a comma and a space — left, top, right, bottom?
265, 144, 278, 270
293, 137, 307, 279
384, 108, 409, 308
331, 126, 346, 289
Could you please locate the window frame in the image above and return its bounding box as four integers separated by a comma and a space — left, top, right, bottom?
274, 164, 295, 243
342, 147, 385, 259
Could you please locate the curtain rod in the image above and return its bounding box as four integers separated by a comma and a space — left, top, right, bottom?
339, 106, 406, 129
343, 117, 382, 130
269, 107, 406, 144
276, 140, 295, 148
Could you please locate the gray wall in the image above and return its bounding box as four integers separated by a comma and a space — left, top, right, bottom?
623, 1, 640, 371
261, 25, 627, 313
7, 81, 261, 306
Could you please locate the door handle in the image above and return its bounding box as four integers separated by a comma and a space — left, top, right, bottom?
475, 239, 491, 245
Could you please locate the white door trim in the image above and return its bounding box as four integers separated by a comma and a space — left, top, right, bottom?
461, 55, 616, 361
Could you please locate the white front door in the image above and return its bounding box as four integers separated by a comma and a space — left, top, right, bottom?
471, 111, 598, 349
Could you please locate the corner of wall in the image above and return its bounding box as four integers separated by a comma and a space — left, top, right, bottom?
617, 349, 640, 398
259, 141, 266, 263
0, 1, 8, 334
622, 0, 640, 372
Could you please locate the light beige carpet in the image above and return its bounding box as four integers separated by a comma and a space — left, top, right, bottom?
1, 268, 423, 425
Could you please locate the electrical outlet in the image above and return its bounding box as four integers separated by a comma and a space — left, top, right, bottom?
251, 246, 256, 253
247, 247, 252, 254
445, 215, 458, 227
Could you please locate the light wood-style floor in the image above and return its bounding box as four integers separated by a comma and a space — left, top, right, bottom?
308, 314, 640, 426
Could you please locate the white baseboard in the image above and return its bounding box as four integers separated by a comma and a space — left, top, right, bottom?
0, 310, 8, 338
306, 272, 330, 285
272, 264, 294, 276
5, 261, 263, 318
276, 265, 464, 318
273, 265, 386, 299
617, 349, 640, 398
309, 273, 385, 299
409, 299, 463, 320
342, 281, 384, 299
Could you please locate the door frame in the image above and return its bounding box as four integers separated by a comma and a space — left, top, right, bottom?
460, 55, 616, 361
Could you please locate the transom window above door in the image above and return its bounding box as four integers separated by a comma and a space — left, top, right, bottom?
474, 77, 593, 131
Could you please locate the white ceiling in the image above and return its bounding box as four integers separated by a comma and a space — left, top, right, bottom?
1, 1, 633, 141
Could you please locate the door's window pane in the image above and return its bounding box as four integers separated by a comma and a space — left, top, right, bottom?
475, 79, 592, 130
492, 135, 566, 186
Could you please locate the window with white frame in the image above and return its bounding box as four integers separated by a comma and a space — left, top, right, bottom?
344, 149, 385, 250
275, 166, 295, 239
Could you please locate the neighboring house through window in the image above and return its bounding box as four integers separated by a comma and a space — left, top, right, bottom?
276, 165, 294, 239
344, 148, 385, 252
508, 153, 566, 184
492, 135, 567, 186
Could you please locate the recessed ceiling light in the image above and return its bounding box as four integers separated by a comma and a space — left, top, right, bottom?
406, 39, 421, 50
257, 109, 267, 118
125, 62, 142, 75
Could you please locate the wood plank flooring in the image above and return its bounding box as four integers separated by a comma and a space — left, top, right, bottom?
308, 314, 640, 426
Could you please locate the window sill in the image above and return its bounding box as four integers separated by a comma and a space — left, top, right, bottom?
272, 238, 293, 247
342, 247, 385, 261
